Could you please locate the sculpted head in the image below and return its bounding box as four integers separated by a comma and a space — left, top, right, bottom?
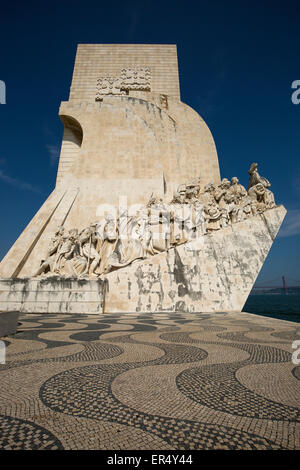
147, 193, 161, 206
231, 177, 239, 185
69, 229, 78, 240
221, 178, 230, 189
249, 162, 258, 174
187, 179, 201, 198
172, 191, 180, 202
56, 226, 65, 236
204, 182, 215, 193
80, 225, 94, 237
89, 222, 98, 233
104, 213, 116, 223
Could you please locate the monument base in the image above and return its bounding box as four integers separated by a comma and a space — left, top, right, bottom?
0, 278, 106, 315
0, 206, 286, 315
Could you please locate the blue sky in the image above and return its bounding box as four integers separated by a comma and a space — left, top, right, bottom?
0, 0, 299, 287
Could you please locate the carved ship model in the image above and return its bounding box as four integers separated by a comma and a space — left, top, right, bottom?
0, 45, 286, 314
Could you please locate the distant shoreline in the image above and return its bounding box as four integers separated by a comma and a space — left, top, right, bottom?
250, 286, 300, 295
244, 292, 300, 323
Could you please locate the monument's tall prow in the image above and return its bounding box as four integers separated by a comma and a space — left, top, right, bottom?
0, 44, 220, 279
57, 44, 220, 210
0, 45, 285, 315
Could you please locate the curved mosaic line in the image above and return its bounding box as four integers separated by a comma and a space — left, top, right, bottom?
176, 363, 300, 421
0, 414, 63, 450
106, 334, 208, 365
39, 364, 282, 450
3, 312, 299, 450
271, 329, 300, 341
216, 320, 298, 344
292, 366, 300, 381
14, 329, 71, 349
216, 331, 289, 344
2, 316, 174, 370
162, 330, 300, 420
227, 320, 274, 330
160, 331, 291, 363
0, 341, 124, 370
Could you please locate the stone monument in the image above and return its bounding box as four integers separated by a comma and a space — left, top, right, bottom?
0, 44, 286, 316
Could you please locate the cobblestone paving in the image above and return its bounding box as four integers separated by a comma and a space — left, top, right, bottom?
0, 312, 299, 450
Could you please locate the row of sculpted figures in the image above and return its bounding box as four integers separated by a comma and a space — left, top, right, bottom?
34, 163, 276, 278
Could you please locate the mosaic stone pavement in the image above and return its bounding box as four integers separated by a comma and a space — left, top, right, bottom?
0, 311, 299, 450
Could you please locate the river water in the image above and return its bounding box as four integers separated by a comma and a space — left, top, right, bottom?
243, 294, 300, 323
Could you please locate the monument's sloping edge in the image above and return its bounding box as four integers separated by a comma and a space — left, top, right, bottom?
104, 205, 286, 313
0, 189, 78, 278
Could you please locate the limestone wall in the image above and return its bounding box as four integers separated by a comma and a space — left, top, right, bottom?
104, 206, 286, 313
56, 126, 82, 186
0, 278, 105, 314
69, 44, 181, 102
55, 95, 220, 212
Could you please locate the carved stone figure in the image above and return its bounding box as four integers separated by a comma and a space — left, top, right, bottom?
171, 178, 201, 206
248, 183, 267, 214
248, 163, 271, 190
214, 178, 231, 207
214, 179, 233, 227
248, 182, 276, 214
172, 185, 187, 205
171, 191, 183, 205
169, 203, 185, 245
146, 194, 170, 247
264, 188, 276, 208
230, 177, 247, 203
135, 209, 156, 258
180, 204, 196, 242
199, 183, 216, 207
193, 202, 207, 236
241, 196, 253, 219
146, 193, 163, 208
53, 230, 76, 275
79, 225, 101, 277
221, 190, 237, 226
67, 230, 87, 277
34, 164, 278, 279
107, 213, 145, 269
148, 201, 171, 252
34, 226, 65, 276
199, 183, 222, 231
95, 214, 119, 275
185, 178, 201, 203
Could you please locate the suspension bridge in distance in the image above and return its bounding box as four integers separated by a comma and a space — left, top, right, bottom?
251, 276, 300, 294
